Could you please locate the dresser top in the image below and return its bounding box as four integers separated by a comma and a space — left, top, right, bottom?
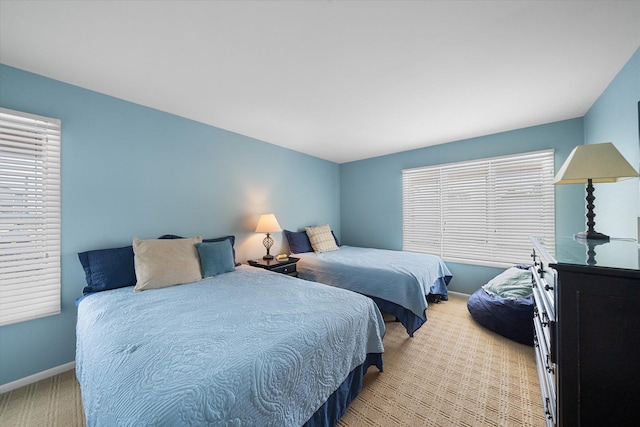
532, 235, 639, 271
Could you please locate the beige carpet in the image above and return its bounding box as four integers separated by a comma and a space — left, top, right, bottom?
338, 294, 545, 426
0, 367, 84, 427
0, 294, 544, 427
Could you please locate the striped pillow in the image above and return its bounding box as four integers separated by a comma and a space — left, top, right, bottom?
305, 225, 339, 253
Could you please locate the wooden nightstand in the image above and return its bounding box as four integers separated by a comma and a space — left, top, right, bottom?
247, 257, 300, 277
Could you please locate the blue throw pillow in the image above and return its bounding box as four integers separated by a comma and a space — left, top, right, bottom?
159, 234, 238, 265
284, 229, 340, 253
196, 240, 236, 277
78, 245, 136, 294
284, 230, 314, 253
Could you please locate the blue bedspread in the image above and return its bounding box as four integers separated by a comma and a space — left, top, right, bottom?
76, 266, 385, 426
295, 246, 452, 321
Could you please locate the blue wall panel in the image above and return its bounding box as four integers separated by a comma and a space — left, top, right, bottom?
0, 64, 340, 385
584, 47, 640, 241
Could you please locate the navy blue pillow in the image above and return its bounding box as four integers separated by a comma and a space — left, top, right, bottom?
284, 230, 314, 253
158, 234, 238, 265
284, 229, 340, 253
78, 246, 136, 295
331, 231, 340, 247
284, 230, 340, 254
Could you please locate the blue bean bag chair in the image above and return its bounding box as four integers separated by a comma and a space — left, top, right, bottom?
467, 266, 534, 346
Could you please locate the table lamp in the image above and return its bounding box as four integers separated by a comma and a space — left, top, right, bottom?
553, 142, 639, 241
255, 213, 282, 260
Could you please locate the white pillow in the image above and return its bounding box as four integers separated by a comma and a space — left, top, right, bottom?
305, 225, 339, 253
133, 236, 203, 292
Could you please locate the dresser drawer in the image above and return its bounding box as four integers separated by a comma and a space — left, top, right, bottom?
534, 329, 557, 427
533, 305, 556, 395
531, 263, 556, 320
531, 271, 556, 363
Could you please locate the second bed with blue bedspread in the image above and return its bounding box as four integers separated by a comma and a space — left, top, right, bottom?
295, 246, 452, 336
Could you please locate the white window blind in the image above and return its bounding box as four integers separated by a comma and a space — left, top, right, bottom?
0, 108, 61, 326
402, 149, 555, 267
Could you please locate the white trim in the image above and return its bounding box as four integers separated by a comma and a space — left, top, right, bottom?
402, 148, 554, 173
0, 361, 75, 394
0, 107, 61, 125
442, 257, 513, 269
447, 290, 471, 298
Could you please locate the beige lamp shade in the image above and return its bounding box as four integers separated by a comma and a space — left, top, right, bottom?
255, 213, 282, 233
554, 142, 639, 184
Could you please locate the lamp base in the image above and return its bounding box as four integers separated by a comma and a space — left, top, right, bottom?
262, 232, 274, 260
574, 230, 610, 241
576, 179, 610, 242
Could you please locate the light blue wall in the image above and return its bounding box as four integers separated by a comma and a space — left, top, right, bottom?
340, 119, 586, 295
2, 46, 639, 386
584, 47, 640, 240
0, 64, 340, 385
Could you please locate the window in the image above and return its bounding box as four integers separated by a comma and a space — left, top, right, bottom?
402, 149, 555, 267
0, 108, 61, 326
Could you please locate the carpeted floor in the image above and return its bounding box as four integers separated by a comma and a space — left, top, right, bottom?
0, 367, 84, 427
0, 293, 545, 426
338, 294, 545, 426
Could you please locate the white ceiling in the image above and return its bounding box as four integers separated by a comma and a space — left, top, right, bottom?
1, 1, 639, 164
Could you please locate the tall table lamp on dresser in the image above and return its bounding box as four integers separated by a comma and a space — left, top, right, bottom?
553, 142, 639, 241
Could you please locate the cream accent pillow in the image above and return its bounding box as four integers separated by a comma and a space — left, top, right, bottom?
133, 236, 203, 292
305, 225, 339, 253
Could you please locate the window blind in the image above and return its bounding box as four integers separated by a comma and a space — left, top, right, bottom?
402, 149, 555, 267
0, 108, 61, 326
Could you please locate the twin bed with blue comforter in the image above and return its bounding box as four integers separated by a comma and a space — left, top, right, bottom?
294, 246, 452, 337
76, 266, 385, 426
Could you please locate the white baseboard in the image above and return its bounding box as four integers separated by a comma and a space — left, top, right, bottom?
0, 361, 75, 394
448, 290, 471, 298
